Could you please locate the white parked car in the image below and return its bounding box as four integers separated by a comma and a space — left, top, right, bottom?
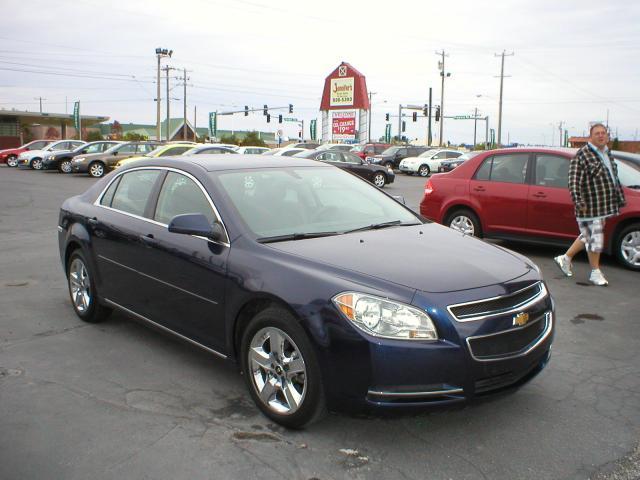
266, 147, 307, 157
235, 146, 271, 154
315, 143, 356, 152
17, 140, 86, 170
399, 149, 463, 177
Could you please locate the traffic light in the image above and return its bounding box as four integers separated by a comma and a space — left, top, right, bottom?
278, 114, 283, 124
385, 113, 390, 121
402, 121, 406, 132
266, 114, 271, 123
412, 112, 417, 122
244, 105, 249, 116
423, 104, 428, 116
288, 104, 293, 114
263, 105, 268, 116
435, 106, 440, 122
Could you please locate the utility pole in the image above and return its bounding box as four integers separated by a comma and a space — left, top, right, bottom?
34, 97, 46, 113
485, 116, 489, 147
427, 87, 433, 146
183, 68, 189, 140
163, 65, 176, 141
194, 105, 197, 141
494, 50, 514, 147
436, 50, 450, 147
558, 121, 564, 147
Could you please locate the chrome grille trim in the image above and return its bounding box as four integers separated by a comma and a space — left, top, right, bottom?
367, 387, 464, 399
466, 311, 553, 362
447, 282, 547, 322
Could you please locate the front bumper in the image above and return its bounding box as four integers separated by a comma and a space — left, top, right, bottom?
72, 161, 89, 173
314, 279, 554, 414
399, 163, 418, 173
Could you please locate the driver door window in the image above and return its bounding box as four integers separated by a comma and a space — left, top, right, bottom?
154, 172, 217, 226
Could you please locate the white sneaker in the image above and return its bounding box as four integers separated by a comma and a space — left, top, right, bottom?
554, 255, 573, 277
589, 269, 609, 286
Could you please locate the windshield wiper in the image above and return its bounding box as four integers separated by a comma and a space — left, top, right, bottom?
342, 220, 421, 234
257, 231, 340, 243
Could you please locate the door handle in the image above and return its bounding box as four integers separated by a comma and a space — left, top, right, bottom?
473, 186, 485, 192
140, 233, 156, 246
532, 192, 547, 198
87, 217, 99, 226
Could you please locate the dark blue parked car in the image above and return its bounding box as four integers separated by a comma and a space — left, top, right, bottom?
58, 155, 555, 428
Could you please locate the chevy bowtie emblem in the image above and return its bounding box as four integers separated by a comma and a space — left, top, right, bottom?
513, 312, 530, 327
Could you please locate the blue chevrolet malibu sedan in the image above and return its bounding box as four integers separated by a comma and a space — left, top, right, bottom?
58, 155, 554, 428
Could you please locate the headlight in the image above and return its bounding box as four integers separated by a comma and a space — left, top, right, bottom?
333, 292, 438, 340
49, 155, 56, 160
74, 157, 85, 163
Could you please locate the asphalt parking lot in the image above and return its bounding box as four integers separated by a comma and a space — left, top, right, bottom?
1, 166, 639, 480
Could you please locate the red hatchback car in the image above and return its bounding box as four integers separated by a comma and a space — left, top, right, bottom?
0, 140, 52, 167
420, 148, 640, 270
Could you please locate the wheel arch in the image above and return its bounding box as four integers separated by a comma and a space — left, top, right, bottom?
609, 217, 640, 255
230, 295, 303, 363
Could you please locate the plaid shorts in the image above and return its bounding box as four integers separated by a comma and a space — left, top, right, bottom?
577, 218, 606, 253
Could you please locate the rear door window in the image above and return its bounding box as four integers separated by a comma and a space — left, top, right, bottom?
110, 170, 162, 217
489, 154, 529, 184
534, 154, 569, 188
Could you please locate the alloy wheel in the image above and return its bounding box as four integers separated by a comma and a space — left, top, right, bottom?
373, 173, 386, 188
69, 258, 92, 314
31, 158, 43, 170
248, 327, 307, 415
449, 215, 475, 236
60, 160, 72, 173
620, 230, 640, 268
7, 156, 18, 167
89, 163, 104, 178
419, 165, 430, 177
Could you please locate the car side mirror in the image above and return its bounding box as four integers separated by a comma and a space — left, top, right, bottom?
168, 214, 224, 241
113, 151, 118, 155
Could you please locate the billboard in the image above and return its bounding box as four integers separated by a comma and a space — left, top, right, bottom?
330, 77, 355, 107
332, 110, 356, 140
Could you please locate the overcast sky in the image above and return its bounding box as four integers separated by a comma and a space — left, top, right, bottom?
2, 0, 639, 145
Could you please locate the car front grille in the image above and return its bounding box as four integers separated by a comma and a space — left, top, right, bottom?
448, 282, 546, 321
466, 312, 552, 361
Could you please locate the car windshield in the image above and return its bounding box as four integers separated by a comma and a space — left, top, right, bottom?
417, 149, 437, 158
380, 146, 401, 155
146, 146, 167, 157
454, 151, 480, 162
214, 166, 420, 239
103, 144, 122, 154
617, 159, 640, 188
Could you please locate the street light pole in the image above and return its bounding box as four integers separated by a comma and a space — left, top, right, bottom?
473, 107, 478, 147
436, 50, 450, 147
155, 48, 173, 141
368, 91, 376, 142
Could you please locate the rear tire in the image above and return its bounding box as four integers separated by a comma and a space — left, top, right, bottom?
445, 208, 481, 237
418, 164, 430, 177
615, 222, 640, 271
66, 250, 112, 323
240, 306, 326, 429
7, 155, 18, 167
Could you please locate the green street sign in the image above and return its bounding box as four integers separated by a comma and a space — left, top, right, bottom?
310, 119, 317, 140
284, 117, 298, 122
384, 124, 391, 143
453, 115, 472, 120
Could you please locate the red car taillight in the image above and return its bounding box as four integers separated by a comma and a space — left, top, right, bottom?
424, 179, 434, 195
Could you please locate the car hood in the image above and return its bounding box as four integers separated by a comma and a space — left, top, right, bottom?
20, 149, 47, 158
76, 151, 110, 161
266, 223, 534, 293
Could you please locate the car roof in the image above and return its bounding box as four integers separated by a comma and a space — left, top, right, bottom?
124, 154, 332, 173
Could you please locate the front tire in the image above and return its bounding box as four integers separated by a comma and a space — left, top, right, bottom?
373, 172, 387, 188
59, 159, 72, 173
615, 223, 640, 271
418, 164, 430, 177
66, 250, 111, 323
7, 155, 18, 167
88, 161, 105, 178
30, 158, 43, 170
240, 306, 325, 429
445, 208, 481, 237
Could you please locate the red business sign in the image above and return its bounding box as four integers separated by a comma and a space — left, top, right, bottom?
332, 111, 356, 139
